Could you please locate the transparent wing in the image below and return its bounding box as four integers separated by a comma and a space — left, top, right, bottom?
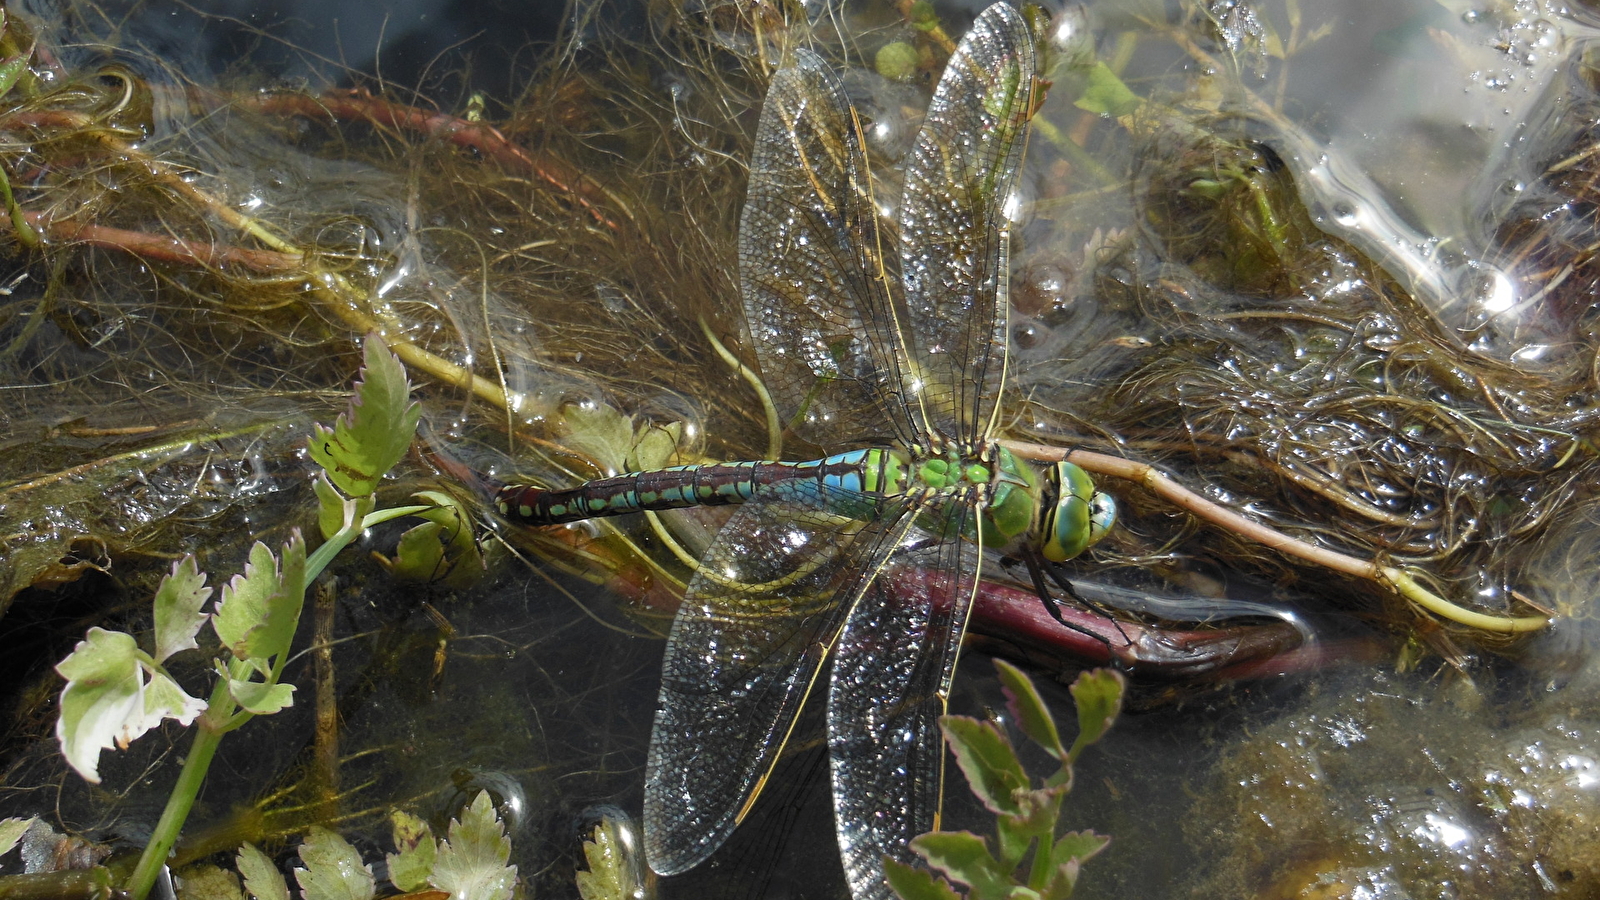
643, 484, 922, 876
900, 2, 1036, 443
739, 50, 922, 449
830, 495, 983, 900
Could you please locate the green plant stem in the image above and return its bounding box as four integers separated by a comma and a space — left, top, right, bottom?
125, 679, 234, 900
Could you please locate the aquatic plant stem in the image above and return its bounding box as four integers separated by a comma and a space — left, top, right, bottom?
1003, 441, 1550, 634
125, 679, 232, 900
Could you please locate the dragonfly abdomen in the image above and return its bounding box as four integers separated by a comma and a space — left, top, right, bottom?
496, 448, 905, 526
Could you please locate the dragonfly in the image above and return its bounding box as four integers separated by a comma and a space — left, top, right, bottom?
481, 4, 1115, 896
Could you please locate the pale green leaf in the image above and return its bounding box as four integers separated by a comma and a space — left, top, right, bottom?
315, 475, 349, 541
308, 337, 420, 498
1073, 62, 1141, 117
557, 402, 632, 475
883, 857, 961, 900
941, 716, 1028, 815
379, 521, 446, 582
995, 659, 1064, 760
228, 678, 296, 715
0, 817, 37, 858
56, 627, 203, 783
573, 824, 625, 900
153, 556, 211, 665
237, 843, 290, 900
627, 422, 680, 472
385, 811, 436, 893
293, 828, 375, 900
429, 792, 517, 900
1067, 669, 1125, 763
177, 864, 245, 900
211, 535, 306, 666
909, 832, 1009, 898
377, 494, 482, 588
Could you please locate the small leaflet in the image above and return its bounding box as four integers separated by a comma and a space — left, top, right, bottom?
384, 811, 436, 893
0, 817, 37, 858
55, 627, 204, 783
176, 864, 245, 900
428, 792, 517, 900
236, 843, 290, 900
308, 338, 421, 499
292, 828, 375, 900
152, 556, 211, 665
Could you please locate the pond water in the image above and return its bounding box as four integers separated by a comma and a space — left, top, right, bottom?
2, 0, 1599, 898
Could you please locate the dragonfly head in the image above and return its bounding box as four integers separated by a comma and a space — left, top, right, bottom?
1039, 461, 1116, 562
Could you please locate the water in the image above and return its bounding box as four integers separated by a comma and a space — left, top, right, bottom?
2, 1, 1600, 898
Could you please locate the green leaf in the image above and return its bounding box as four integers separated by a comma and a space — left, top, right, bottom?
315, 475, 348, 542
211, 534, 306, 668
308, 337, 420, 498
909, 832, 1009, 899
227, 678, 296, 715
236, 843, 290, 900
1043, 832, 1109, 900
293, 827, 375, 900
377, 494, 483, 589
557, 401, 633, 475
153, 556, 212, 665
176, 864, 245, 900
994, 659, 1064, 760
573, 823, 625, 900
0, 817, 37, 857
385, 811, 436, 893
1067, 670, 1125, 763
941, 716, 1028, 815
882, 857, 961, 900
627, 422, 680, 472
1073, 62, 1141, 117
56, 627, 204, 783
429, 792, 517, 900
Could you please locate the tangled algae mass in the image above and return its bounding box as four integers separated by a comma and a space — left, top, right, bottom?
2, 0, 1600, 897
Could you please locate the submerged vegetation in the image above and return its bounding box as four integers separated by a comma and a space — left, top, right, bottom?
0, 0, 1598, 897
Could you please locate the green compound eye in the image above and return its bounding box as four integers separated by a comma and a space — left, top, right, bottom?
1040, 461, 1116, 562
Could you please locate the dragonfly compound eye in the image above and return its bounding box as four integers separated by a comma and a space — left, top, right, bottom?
1041, 460, 1106, 562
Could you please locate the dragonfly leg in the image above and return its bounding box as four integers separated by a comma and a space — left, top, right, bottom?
1018, 550, 1124, 654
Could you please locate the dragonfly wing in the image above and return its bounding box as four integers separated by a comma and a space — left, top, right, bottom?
830, 495, 982, 900
644, 485, 921, 876
740, 50, 922, 449
900, 2, 1036, 443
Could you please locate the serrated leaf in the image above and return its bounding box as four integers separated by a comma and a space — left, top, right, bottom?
995, 659, 1064, 761
1067, 669, 1125, 763
909, 832, 1009, 898
377, 495, 483, 589
211, 535, 306, 667
1044, 832, 1108, 900
429, 792, 516, 900
293, 828, 375, 900
308, 337, 421, 498
237, 843, 290, 900
56, 627, 204, 783
228, 678, 296, 715
941, 716, 1028, 815
385, 811, 436, 893
573, 824, 625, 900
882, 857, 961, 900
0, 817, 37, 857
177, 864, 245, 900
557, 401, 632, 475
153, 556, 212, 665
1073, 62, 1141, 117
